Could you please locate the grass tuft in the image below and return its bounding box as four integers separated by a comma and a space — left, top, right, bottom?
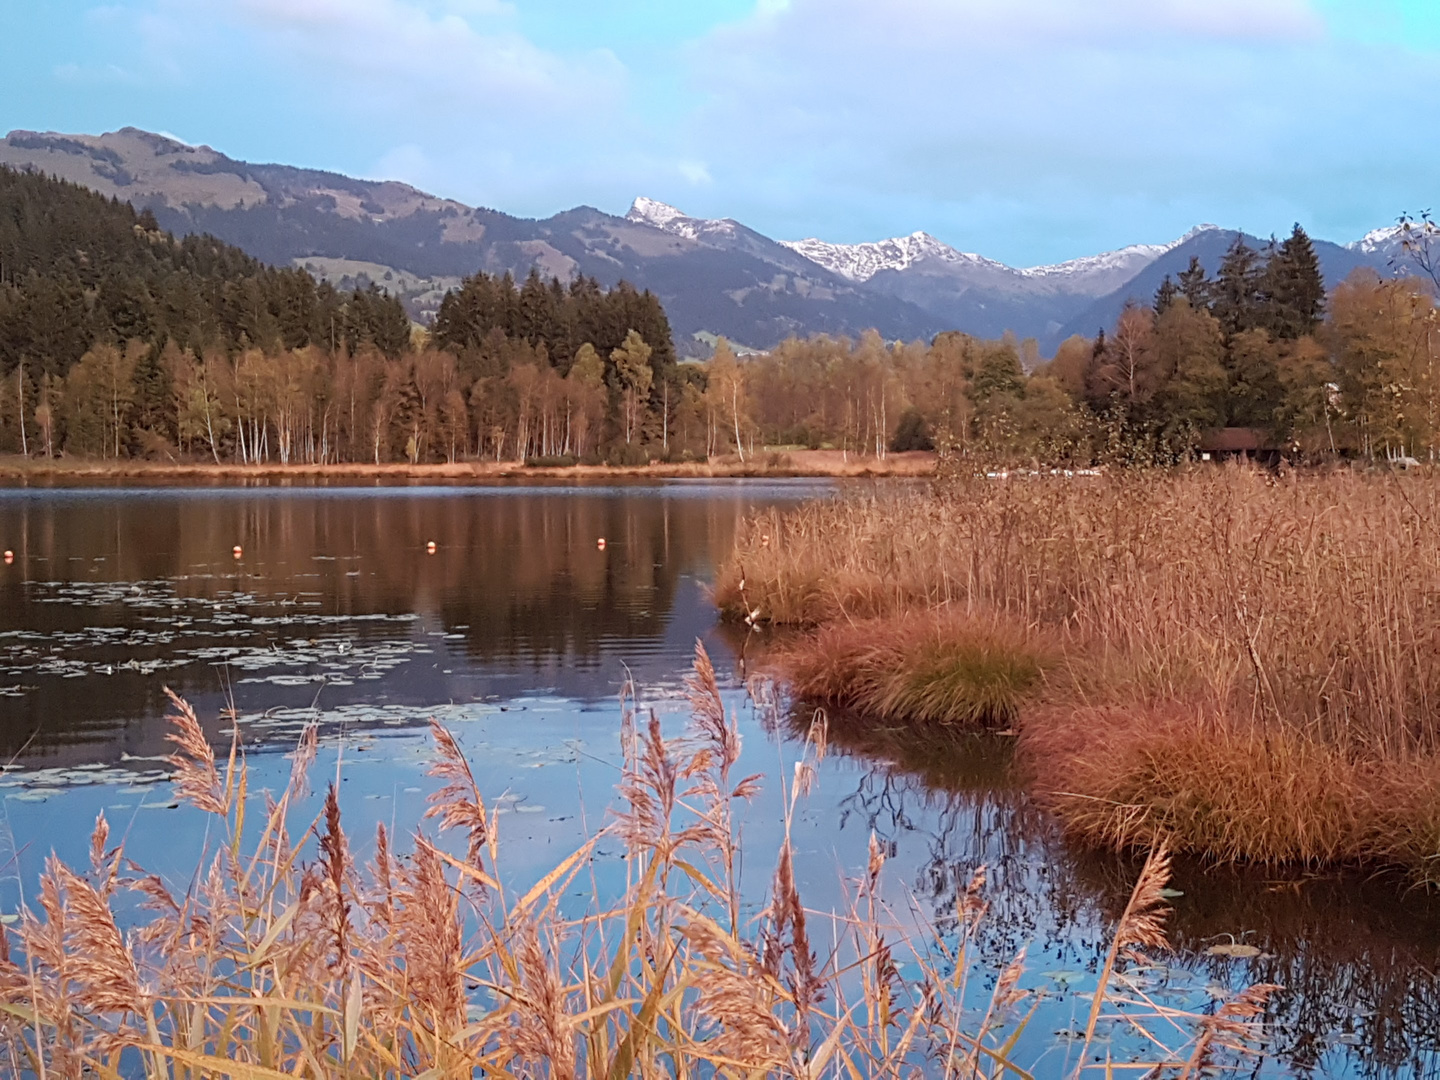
1023, 702, 1440, 882
781, 611, 1047, 728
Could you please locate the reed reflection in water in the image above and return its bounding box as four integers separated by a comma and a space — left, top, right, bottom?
796, 703, 1440, 1078
1, 480, 1438, 1077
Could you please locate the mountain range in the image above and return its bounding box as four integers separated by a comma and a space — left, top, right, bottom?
0, 127, 1413, 357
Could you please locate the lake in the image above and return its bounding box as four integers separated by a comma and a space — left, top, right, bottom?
0, 480, 1437, 1077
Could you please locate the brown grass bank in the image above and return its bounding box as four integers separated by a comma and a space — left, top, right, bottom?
0, 448, 937, 483
718, 467, 1440, 882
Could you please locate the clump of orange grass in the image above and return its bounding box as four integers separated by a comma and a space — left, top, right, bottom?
1022, 703, 1440, 878
780, 611, 1048, 728
0, 650, 1275, 1077
719, 467, 1440, 879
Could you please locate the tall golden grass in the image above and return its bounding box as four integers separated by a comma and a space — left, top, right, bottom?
716, 467, 1440, 879
0, 648, 1272, 1077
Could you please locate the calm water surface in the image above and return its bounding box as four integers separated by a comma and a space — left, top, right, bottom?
0, 480, 1437, 1078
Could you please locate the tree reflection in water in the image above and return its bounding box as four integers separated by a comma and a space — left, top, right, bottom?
0, 480, 826, 763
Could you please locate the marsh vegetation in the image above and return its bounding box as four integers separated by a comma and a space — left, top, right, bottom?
718, 467, 1440, 882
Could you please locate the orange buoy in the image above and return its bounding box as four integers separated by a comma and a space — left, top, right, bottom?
596, 538, 607, 550
232, 545, 243, 559
2, 550, 12, 564
426, 540, 438, 554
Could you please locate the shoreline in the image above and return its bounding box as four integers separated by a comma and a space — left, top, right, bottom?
0, 449, 937, 483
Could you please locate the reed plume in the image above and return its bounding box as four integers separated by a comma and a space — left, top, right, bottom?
1, 655, 1275, 1076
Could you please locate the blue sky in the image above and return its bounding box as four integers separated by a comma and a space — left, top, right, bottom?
4, 0, 1439, 265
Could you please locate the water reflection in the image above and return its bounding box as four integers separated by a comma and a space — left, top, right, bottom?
2, 481, 1438, 1077
0, 481, 826, 765
800, 702, 1440, 1078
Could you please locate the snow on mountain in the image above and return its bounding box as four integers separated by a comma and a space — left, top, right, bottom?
626, 196, 688, 230
1347, 222, 1434, 256
782, 226, 1216, 292
630, 196, 1220, 299
1020, 226, 1216, 292
1353, 226, 1397, 253
1021, 242, 1171, 281
625, 196, 739, 242
778, 231, 1009, 283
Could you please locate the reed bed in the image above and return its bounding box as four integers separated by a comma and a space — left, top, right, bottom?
0, 649, 1273, 1077
717, 467, 1440, 879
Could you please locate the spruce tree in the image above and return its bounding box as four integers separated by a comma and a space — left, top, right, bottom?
1212, 236, 1264, 337
1176, 256, 1212, 310
1154, 275, 1179, 315
1264, 224, 1326, 340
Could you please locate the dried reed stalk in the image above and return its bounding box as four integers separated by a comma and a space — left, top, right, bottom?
1, 647, 1274, 1076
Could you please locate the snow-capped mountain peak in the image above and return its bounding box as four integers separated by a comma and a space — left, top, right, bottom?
1021, 227, 1210, 284
627, 196, 689, 230
1352, 225, 1401, 253
778, 231, 1004, 282
1020, 242, 1172, 281
626, 196, 739, 242
1178, 223, 1222, 243
1347, 221, 1440, 256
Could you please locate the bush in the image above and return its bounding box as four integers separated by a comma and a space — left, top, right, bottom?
764, 451, 793, 470
524, 454, 579, 468
890, 408, 934, 452
604, 442, 651, 467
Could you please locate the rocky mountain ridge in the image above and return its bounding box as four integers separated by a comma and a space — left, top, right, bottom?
0, 127, 1409, 354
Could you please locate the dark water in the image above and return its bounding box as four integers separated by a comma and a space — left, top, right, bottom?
0, 480, 1437, 1077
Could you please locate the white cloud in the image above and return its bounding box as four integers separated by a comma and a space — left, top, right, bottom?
678, 159, 713, 185
212, 0, 625, 114
109, 0, 646, 216
670, 0, 1439, 259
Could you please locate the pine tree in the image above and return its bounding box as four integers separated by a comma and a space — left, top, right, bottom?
1212, 237, 1264, 337
1154, 275, 1179, 315
1263, 224, 1326, 340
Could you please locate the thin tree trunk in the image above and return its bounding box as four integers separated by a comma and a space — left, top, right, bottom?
731, 381, 744, 463
16, 363, 27, 458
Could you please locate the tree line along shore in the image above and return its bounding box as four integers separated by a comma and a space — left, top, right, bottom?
0, 448, 941, 480
5, 165, 1440, 471
717, 467, 1440, 885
